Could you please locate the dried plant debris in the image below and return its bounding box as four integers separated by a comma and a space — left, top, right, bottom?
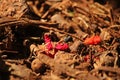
0, 0, 28, 18
0, 0, 120, 80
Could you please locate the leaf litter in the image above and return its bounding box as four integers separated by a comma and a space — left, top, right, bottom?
0, 0, 120, 80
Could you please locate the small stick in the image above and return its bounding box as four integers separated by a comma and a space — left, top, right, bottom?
0, 17, 57, 27
0, 50, 18, 54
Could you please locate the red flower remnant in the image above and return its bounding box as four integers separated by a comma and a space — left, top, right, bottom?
55, 43, 69, 51
46, 42, 53, 51
44, 34, 53, 51
84, 36, 101, 45
43, 34, 69, 58
44, 34, 51, 43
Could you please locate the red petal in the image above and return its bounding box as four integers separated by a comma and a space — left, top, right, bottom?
44, 34, 51, 43
46, 42, 53, 51
55, 43, 69, 51
44, 34, 53, 50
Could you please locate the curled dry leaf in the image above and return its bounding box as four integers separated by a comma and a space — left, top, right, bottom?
30, 44, 40, 53
100, 29, 112, 41
69, 40, 81, 52
8, 63, 34, 79
31, 58, 45, 73
51, 14, 65, 24
54, 51, 81, 67
94, 51, 116, 69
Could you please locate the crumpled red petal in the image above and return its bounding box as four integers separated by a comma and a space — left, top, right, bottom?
55, 43, 69, 50
44, 34, 51, 43
44, 34, 69, 58
44, 34, 53, 51
46, 42, 53, 51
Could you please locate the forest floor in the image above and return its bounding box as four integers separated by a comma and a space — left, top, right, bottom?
0, 0, 120, 80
